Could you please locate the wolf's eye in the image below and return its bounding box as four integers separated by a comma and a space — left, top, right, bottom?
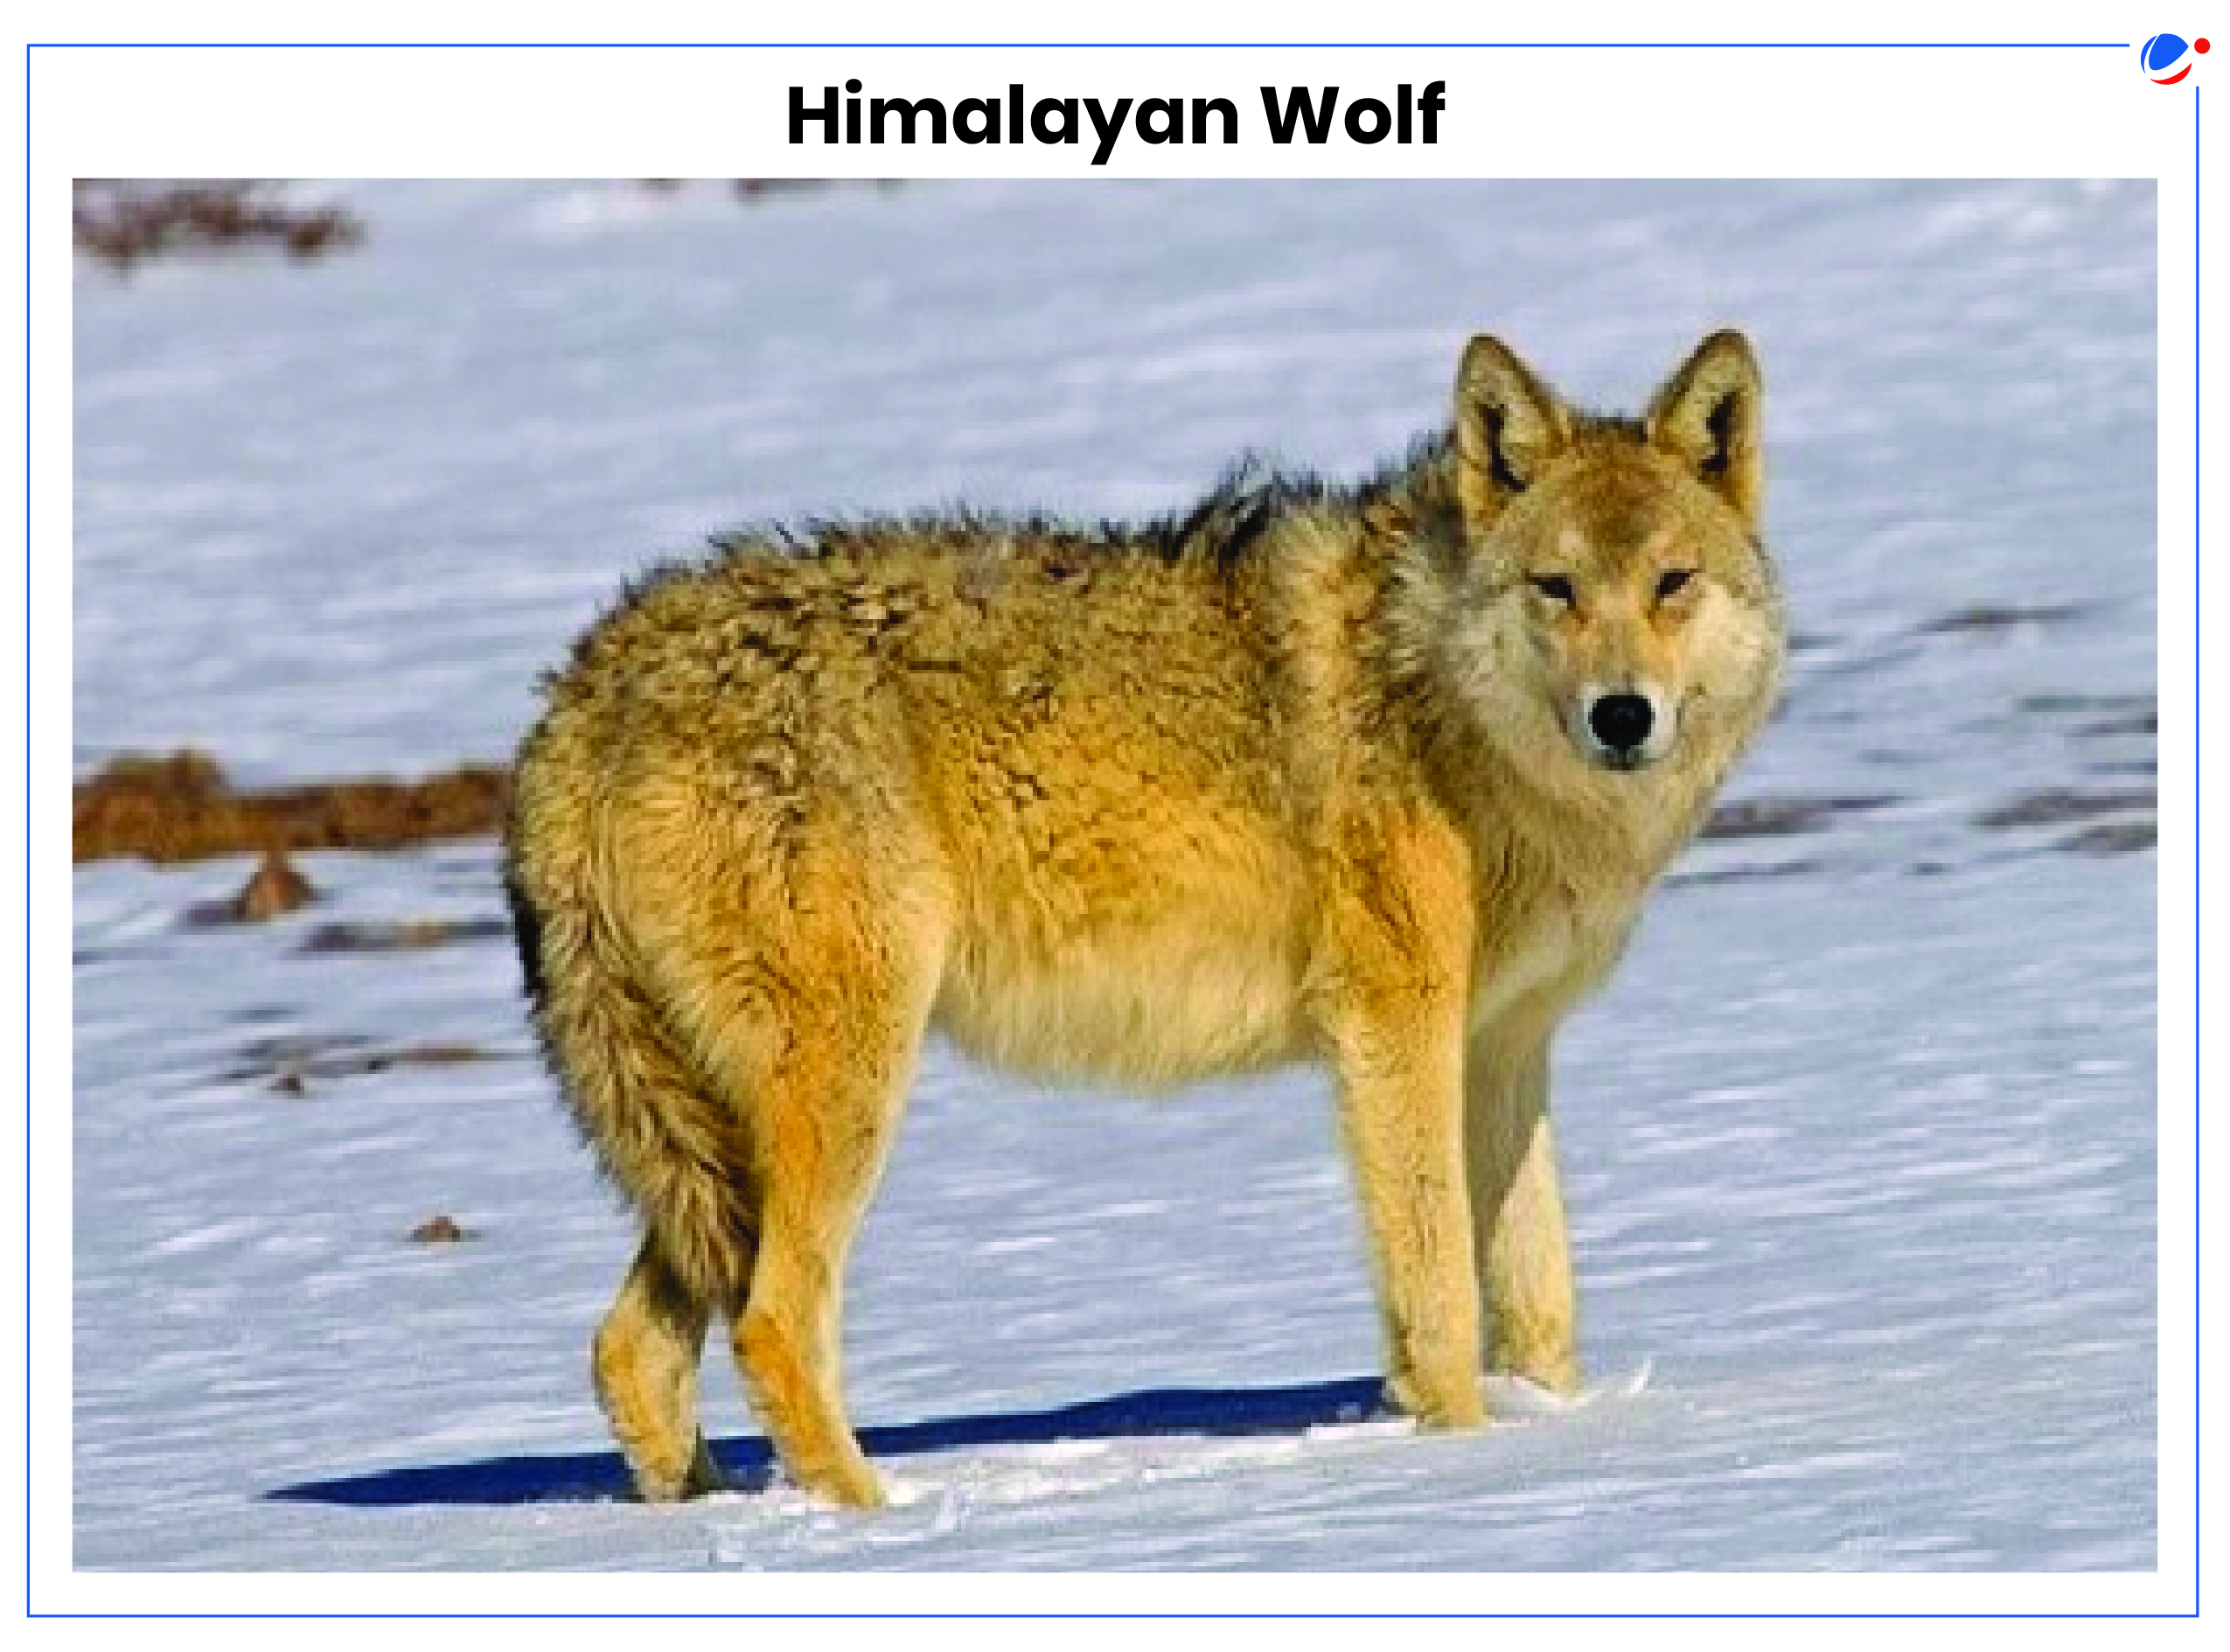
1656, 568, 1697, 600
1528, 574, 1574, 603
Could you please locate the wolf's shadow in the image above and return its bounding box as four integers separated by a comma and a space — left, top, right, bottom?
266, 1376, 1387, 1506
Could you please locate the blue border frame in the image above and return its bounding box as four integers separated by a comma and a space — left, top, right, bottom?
35, 33, 2195, 1619
17, 41, 2140, 47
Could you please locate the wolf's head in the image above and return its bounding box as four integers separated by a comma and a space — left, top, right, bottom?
1422, 331, 1785, 785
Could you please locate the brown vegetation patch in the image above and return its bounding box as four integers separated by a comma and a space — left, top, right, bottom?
182, 848, 319, 926
1918, 603, 2087, 637
228, 1033, 496, 1095
638, 178, 902, 201
2059, 819, 2157, 855
1699, 794, 1898, 840
2014, 692, 2157, 741
2077, 709, 2158, 739
75, 750, 508, 864
74, 181, 361, 271
296, 917, 511, 955
1975, 787, 2156, 832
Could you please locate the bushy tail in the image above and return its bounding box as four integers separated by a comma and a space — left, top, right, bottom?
505, 847, 759, 1310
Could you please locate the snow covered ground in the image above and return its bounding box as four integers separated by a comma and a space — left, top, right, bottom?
72, 179, 2158, 1571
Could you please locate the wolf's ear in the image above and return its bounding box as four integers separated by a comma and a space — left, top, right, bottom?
1646, 330, 1763, 526
1453, 335, 1571, 526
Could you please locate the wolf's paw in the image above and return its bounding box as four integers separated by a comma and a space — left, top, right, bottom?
791, 1451, 887, 1511
618, 1430, 728, 1502
1489, 1352, 1583, 1398
1383, 1369, 1486, 1432
1485, 1356, 1654, 1416
680, 1438, 730, 1499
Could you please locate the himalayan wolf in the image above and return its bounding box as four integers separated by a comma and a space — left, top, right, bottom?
504, 329, 1786, 1506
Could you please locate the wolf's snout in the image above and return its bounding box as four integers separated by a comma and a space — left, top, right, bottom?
1587, 692, 1655, 756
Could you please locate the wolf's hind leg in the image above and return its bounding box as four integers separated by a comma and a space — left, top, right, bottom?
722, 922, 933, 1510
593, 1233, 728, 1501
728, 1015, 921, 1509
617, 780, 945, 1510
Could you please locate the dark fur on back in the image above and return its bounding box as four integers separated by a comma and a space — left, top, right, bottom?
575, 415, 1659, 673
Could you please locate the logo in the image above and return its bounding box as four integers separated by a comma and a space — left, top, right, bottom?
2141, 32, 2210, 83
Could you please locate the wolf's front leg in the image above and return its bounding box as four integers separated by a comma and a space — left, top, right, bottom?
1464, 1027, 1580, 1394
1328, 1002, 1485, 1432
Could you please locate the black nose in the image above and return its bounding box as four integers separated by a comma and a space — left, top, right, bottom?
1589, 692, 1655, 754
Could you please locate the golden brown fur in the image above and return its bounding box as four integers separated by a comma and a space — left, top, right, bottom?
504, 330, 1786, 1506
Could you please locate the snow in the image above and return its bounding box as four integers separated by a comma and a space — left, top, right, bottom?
72, 179, 2157, 1571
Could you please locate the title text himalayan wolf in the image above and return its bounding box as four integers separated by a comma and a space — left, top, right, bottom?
504, 330, 1787, 1506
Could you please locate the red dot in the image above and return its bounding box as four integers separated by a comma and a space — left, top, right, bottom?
2199, 38, 2213, 52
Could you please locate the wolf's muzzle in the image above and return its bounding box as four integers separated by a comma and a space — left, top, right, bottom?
1588, 692, 1654, 756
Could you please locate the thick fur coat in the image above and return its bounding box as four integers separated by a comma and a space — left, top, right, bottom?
504, 330, 1787, 1505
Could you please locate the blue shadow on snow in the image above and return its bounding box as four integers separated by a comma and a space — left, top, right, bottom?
265, 1375, 1388, 1507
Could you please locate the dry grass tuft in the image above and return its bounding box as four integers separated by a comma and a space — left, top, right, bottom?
74, 181, 361, 271
75, 749, 508, 864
